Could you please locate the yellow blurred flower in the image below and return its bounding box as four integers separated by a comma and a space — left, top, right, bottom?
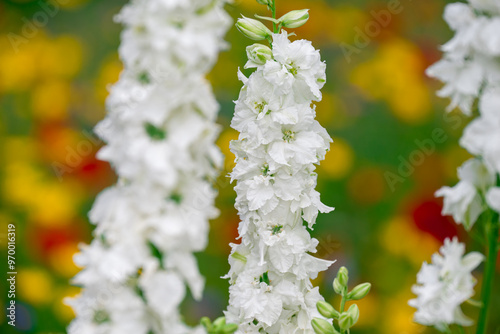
380, 216, 440, 266
95, 55, 122, 105
39, 35, 83, 79
350, 38, 431, 124
53, 286, 80, 322
382, 290, 427, 334
4, 162, 45, 207
0, 35, 38, 92
4, 137, 38, 163
29, 181, 83, 227
316, 93, 336, 126
320, 138, 355, 180
0, 33, 82, 93
17, 268, 53, 305
31, 79, 72, 121
217, 128, 239, 172
48, 242, 80, 278
3, 161, 84, 226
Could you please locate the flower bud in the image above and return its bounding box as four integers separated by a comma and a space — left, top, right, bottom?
337, 266, 349, 287
246, 43, 273, 66
222, 323, 238, 334
256, 0, 271, 5
236, 17, 272, 41
311, 318, 337, 334
279, 9, 309, 28
316, 301, 339, 319
338, 305, 359, 330
200, 317, 212, 330
213, 317, 226, 327
347, 283, 371, 300
332, 278, 344, 295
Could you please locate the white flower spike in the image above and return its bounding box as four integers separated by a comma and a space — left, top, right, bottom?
225, 2, 335, 333
65, 1, 231, 333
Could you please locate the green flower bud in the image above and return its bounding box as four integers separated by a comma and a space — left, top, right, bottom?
236, 17, 272, 41
337, 266, 349, 287
347, 283, 371, 300
316, 301, 339, 319
213, 317, 226, 327
246, 43, 273, 66
222, 323, 239, 334
256, 0, 271, 5
311, 318, 337, 334
338, 304, 359, 330
332, 278, 345, 295
279, 9, 309, 28
200, 317, 212, 330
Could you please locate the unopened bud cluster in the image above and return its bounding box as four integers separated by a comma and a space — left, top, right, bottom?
235, 0, 310, 41
312, 267, 371, 334
201, 317, 238, 334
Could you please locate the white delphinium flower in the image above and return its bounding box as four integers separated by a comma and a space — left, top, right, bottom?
429, 0, 500, 229
486, 187, 500, 212
66, 1, 231, 333
436, 159, 495, 230
409, 237, 484, 332
420, 1, 500, 331
426, 1, 500, 115
225, 29, 334, 334
460, 87, 500, 174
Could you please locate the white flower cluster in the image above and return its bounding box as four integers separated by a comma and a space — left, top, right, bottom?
428, 0, 500, 230
224, 32, 334, 333
66, 1, 231, 333
409, 237, 483, 331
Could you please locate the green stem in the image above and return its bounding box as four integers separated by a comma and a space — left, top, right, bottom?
339, 294, 347, 334
476, 211, 499, 334
458, 325, 466, 334
269, 0, 278, 33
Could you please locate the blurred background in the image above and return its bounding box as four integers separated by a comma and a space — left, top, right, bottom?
1, 0, 499, 333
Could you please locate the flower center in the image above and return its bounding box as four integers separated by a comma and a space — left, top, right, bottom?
271, 225, 283, 235
93, 310, 110, 324
287, 61, 298, 76
282, 129, 295, 142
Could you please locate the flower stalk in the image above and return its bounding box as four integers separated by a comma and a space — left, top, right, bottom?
65, 1, 231, 333
225, 1, 334, 332
476, 211, 499, 334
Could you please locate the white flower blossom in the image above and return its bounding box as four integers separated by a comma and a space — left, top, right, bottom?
419, 1, 499, 330
66, 1, 230, 333
436, 159, 495, 230
409, 237, 484, 331
486, 187, 500, 213
460, 87, 500, 174
225, 31, 334, 334
426, 1, 500, 115
430, 0, 500, 230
